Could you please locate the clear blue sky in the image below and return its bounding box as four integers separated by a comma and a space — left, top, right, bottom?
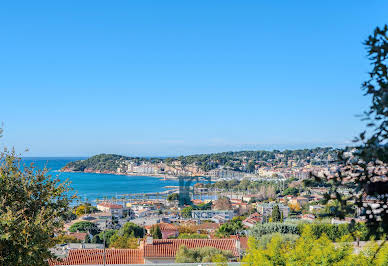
1, 1, 387, 157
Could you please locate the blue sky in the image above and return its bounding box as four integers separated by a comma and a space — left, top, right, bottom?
0, 1, 387, 156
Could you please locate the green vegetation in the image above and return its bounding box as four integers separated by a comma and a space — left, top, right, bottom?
167, 193, 179, 201
178, 233, 208, 239
215, 216, 245, 237
92, 229, 117, 247
63, 147, 338, 174
109, 235, 138, 249
117, 222, 145, 238
54, 234, 82, 244
175, 246, 234, 263
0, 149, 73, 265
107, 222, 144, 249
244, 225, 388, 265
250, 221, 371, 242
73, 203, 98, 216
68, 221, 100, 235
150, 225, 162, 239
255, 233, 299, 249
309, 25, 388, 241
271, 205, 283, 222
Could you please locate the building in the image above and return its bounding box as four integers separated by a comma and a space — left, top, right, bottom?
143, 238, 239, 264
50, 238, 241, 265
49, 249, 144, 265
146, 223, 179, 239
191, 210, 235, 221
242, 212, 262, 228
257, 203, 289, 218
96, 202, 127, 218
289, 196, 309, 206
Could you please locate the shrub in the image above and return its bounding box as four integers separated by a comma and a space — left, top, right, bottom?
68, 221, 100, 235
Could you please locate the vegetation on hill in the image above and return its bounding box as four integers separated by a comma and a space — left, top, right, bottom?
62, 147, 338, 174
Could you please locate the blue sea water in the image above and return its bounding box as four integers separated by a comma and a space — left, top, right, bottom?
21, 157, 179, 204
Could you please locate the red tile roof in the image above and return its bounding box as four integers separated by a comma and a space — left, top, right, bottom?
144, 239, 238, 258
68, 232, 87, 241
50, 249, 143, 265
97, 202, 123, 209
230, 235, 248, 250
196, 222, 220, 231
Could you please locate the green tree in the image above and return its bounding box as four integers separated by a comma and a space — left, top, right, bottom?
68, 221, 100, 235
150, 225, 162, 239
119, 222, 144, 238
167, 193, 179, 202
308, 25, 388, 242
215, 216, 245, 237
271, 205, 282, 222
109, 234, 138, 249
0, 149, 73, 265
282, 187, 299, 196
178, 233, 208, 239
175, 246, 234, 263
84, 234, 91, 243
243, 225, 366, 265
181, 206, 193, 218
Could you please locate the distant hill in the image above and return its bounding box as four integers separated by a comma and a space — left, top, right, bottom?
61, 147, 339, 177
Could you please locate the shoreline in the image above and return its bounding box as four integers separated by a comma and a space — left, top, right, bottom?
59, 169, 180, 180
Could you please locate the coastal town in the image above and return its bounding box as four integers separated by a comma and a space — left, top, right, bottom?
48, 147, 383, 265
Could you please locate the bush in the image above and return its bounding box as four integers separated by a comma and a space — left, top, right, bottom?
119, 222, 144, 238
250, 221, 371, 242
256, 233, 299, 249
68, 221, 100, 235
54, 234, 82, 244
175, 246, 234, 263
109, 234, 138, 249
250, 222, 300, 239
178, 233, 208, 239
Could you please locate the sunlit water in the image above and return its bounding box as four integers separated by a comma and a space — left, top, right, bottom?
21, 157, 179, 204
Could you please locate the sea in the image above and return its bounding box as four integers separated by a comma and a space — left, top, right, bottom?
21, 157, 180, 205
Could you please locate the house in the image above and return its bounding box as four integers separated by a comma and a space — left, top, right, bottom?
257, 203, 289, 218
67, 232, 87, 242
143, 238, 239, 264
50, 238, 241, 265
242, 194, 260, 202
301, 214, 316, 221
242, 212, 262, 228
146, 223, 179, 239
49, 249, 144, 265
309, 205, 323, 212
96, 202, 128, 218
195, 222, 220, 234
289, 196, 309, 206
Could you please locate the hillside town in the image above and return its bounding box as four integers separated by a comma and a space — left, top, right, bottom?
61, 147, 338, 180
49, 148, 384, 265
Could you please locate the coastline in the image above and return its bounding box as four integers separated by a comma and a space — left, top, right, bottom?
59, 169, 180, 180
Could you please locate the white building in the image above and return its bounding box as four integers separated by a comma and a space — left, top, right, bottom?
97, 202, 127, 218
256, 203, 289, 218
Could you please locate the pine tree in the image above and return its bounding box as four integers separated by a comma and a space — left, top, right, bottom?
151, 225, 162, 239
272, 205, 282, 222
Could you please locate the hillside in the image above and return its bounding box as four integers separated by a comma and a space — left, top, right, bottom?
61, 147, 339, 177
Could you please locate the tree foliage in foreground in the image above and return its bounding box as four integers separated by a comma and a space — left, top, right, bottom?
244, 225, 388, 266
307, 25, 388, 241
175, 245, 234, 263
250, 221, 371, 242
0, 150, 73, 265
